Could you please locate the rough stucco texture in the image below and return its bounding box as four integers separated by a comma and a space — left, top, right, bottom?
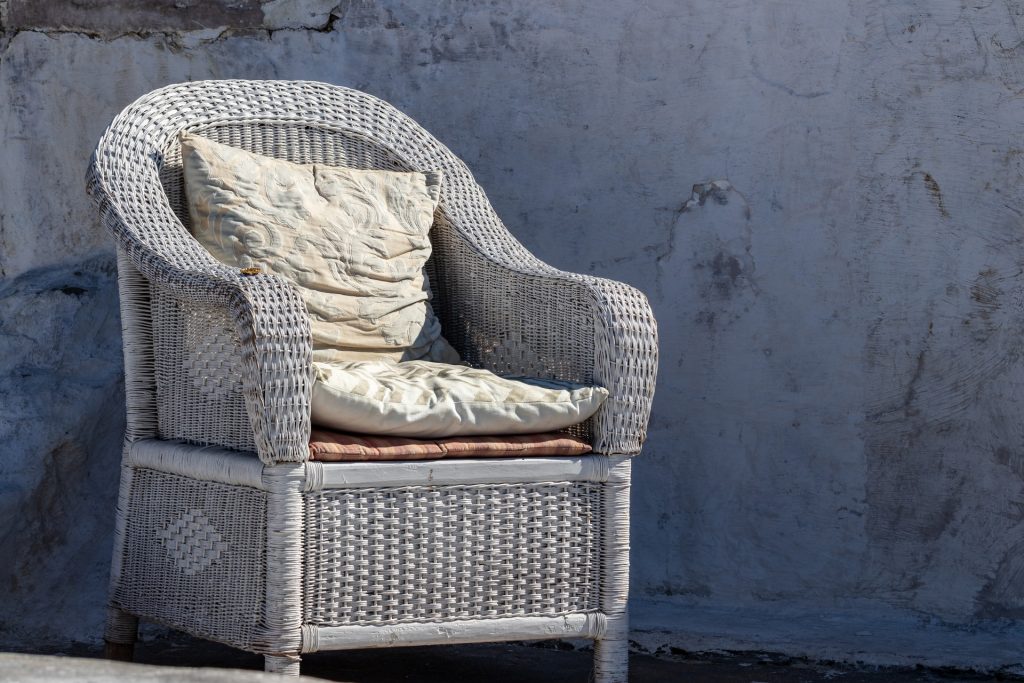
3, 0, 1024, 661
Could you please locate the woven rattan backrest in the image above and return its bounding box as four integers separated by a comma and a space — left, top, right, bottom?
91, 81, 539, 280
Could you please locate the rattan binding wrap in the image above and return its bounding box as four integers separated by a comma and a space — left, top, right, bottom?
90, 81, 658, 682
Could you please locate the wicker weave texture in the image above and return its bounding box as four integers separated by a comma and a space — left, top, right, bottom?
151, 288, 256, 451
87, 80, 658, 463
302, 482, 601, 627
112, 468, 267, 651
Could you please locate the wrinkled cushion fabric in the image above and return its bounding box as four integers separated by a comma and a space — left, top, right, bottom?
180, 131, 459, 364
308, 427, 593, 461
311, 360, 608, 438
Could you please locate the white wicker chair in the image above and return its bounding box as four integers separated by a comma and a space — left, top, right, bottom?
87, 80, 658, 681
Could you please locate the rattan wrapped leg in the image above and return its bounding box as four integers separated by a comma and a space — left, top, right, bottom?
103, 606, 138, 661
592, 458, 631, 683
264, 654, 300, 675
592, 619, 628, 683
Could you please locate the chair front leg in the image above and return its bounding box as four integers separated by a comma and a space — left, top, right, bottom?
260, 463, 306, 676
264, 654, 301, 675
593, 457, 632, 683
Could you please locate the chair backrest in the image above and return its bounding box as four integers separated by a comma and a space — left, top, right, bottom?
90, 80, 531, 279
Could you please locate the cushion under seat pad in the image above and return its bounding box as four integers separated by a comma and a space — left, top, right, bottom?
309, 427, 593, 461
311, 359, 609, 439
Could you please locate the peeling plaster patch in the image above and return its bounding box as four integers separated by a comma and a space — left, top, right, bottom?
261, 0, 340, 30
681, 180, 752, 220
657, 179, 757, 327
6, 0, 262, 34
4, 0, 346, 34
176, 27, 230, 49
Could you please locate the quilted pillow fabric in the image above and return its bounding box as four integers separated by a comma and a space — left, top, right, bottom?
180, 131, 460, 364
311, 360, 608, 438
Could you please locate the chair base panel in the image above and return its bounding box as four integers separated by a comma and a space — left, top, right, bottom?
108, 442, 631, 682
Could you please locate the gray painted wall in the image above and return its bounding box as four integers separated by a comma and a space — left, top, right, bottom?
3, 0, 1024, 668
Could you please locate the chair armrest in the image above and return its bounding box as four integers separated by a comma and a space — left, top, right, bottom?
88, 152, 313, 465
430, 216, 658, 455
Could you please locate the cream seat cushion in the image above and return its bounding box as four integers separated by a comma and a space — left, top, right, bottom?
312, 360, 608, 438
181, 131, 459, 364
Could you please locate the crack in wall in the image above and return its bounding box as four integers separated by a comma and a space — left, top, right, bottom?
0, 18, 342, 58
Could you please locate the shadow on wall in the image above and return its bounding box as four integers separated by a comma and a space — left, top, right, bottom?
0, 256, 125, 647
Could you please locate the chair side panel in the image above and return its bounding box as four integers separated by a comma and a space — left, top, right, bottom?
150, 285, 256, 451
112, 467, 267, 651
427, 218, 597, 442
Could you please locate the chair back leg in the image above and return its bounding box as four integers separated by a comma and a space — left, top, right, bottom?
103, 606, 138, 661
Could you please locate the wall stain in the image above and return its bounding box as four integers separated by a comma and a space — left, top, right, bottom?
965, 267, 1003, 342
922, 172, 950, 218
977, 537, 1024, 618
995, 446, 1024, 481
710, 251, 743, 297
0, 441, 83, 591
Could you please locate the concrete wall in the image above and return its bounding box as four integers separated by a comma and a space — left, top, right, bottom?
3, 0, 1024, 669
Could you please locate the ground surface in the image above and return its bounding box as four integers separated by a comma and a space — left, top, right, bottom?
3, 634, 1012, 682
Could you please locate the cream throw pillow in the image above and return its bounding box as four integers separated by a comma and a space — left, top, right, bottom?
311, 360, 608, 438
180, 132, 459, 364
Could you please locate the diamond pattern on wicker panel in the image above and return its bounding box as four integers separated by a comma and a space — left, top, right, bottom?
114, 469, 266, 651
156, 508, 229, 576
303, 482, 602, 627
151, 290, 255, 451
486, 333, 550, 378
183, 309, 244, 399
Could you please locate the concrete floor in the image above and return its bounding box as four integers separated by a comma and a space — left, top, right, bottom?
8, 633, 1010, 683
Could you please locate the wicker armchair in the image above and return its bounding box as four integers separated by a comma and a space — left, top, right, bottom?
87, 80, 658, 681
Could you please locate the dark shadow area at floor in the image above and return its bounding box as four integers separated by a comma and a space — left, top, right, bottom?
46, 632, 1013, 682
